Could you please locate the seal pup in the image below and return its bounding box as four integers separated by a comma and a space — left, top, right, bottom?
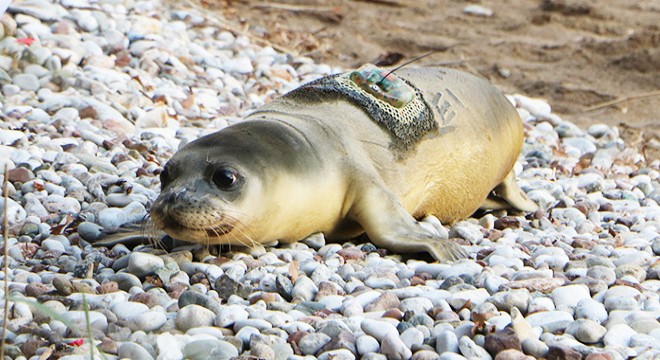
150, 65, 538, 261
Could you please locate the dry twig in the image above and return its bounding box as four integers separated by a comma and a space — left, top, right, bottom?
251, 2, 335, 13
584, 90, 660, 112
352, 0, 407, 7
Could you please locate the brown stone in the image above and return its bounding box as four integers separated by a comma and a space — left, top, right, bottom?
20, 339, 48, 358
79, 106, 98, 119
97, 281, 119, 294
71, 281, 95, 294
320, 330, 357, 354
316, 281, 341, 299
502, 277, 565, 293
249, 292, 280, 304
494, 349, 535, 360
250, 343, 276, 359
572, 237, 595, 249
382, 308, 404, 320
494, 216, 522, 230
167, 282, 188, 299
364, 292, 400, 312
214, 273, 252, 299
337, 247, 365, 261
433, 310, 460, 322
585, 353, 614, 360
129, 292, 160, 308
288, 330, 308, 354
485, 328, 522, 355
25, 282, 52, 297
547, 344, 581, 360
410, 275, 427, 286
99, 338, 118, 355
190, 272, 210, 287
7, 167, 35, 183
52, 276, 74, 296
411, 350, 442, 360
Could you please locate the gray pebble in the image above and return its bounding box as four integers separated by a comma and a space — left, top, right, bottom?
458, 336, 491, 360
110, 272, 142, 291
41, 239, 66, 253
628, 333, 659, 349
176, 305, 216, 332
604, 295, 638, 311
565, 318, 607, 344
489, 289, 530, 312
400, 327, 424, 350
318, 349, 356, 360
525, 310, 573, 330
521, 338, 548, 358
62, 310, 108, 331
381, 331, 413, 360
183, 338, 239, 360
299, 333, 332, 356
438, 353, 468, 360
400, 297, 434, 316
111, 300, 149, 321
235, 326, 260, 347
97, 207, 127, 229
233, 318, 272, 332
215, 304, 248, 327
127, 252, 165, 278
615, 263, 646, 282
463, 5, 493, 17
359, 354, 388, 360
411, 350, 441, 360
449, 221, 483, 243
302, 232, 326, 249
551, 284, 590, 311
292, 276, 318, 302
361, 319, 399, 341
436, 330, 459, 354
118, 342, 154, 360
603, 323, 637, 347
356, 334, 380, 355
127, 310, 167, 332
574, 297, 607, 324
13, 73, 40, 91
587, 265, 616, 285
0, 198, 27, 225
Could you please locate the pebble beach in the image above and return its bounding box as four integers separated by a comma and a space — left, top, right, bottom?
0, 0, 658, 359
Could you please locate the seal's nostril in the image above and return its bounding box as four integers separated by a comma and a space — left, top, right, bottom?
165, 192, 176, 203
175, 189, 188, 202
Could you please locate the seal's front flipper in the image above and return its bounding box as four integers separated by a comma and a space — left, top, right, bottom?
480, 170, 539, 213
350, 186, 467, 262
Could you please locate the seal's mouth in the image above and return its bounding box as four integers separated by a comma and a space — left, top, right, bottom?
160, 217, 234, 239
204, 223, 234, 237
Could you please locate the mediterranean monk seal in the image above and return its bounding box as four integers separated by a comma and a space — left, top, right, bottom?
150, 65, 538, 261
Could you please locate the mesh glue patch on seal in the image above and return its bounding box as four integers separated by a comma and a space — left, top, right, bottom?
284, 64, 437, 151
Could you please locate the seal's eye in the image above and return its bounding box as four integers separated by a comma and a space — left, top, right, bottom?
213, 168, 240, 191
159, 167, 170, 188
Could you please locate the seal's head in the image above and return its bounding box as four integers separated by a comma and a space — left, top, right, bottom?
150, 119, 318, 246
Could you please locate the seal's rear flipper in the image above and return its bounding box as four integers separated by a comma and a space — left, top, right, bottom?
480, 170, 539, 213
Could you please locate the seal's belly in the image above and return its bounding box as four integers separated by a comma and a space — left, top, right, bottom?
384, 68, 524, 222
